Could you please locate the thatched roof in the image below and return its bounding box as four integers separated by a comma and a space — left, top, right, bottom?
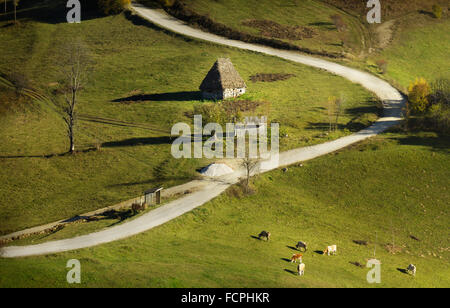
200, 58, 246, 91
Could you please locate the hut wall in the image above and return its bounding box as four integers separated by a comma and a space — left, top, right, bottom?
202, 88, 246, 100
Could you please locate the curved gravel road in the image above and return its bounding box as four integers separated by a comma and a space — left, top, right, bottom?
0, 4, 405, 258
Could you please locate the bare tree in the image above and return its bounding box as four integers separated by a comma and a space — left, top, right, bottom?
13, 0, 19, 23
327, 95, 344, 132
241, 155, 259, 193
58, 39, 92, 154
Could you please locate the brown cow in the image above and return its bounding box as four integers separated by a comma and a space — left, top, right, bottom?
291, 253, 303, 263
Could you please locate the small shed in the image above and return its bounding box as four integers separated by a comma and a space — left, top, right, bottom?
144, 187, 163, 205
199, 58, 247, 100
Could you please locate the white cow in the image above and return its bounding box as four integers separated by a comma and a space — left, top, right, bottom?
407, 264, 416, 276
297, 263, 305, 276
324, 245, 337, 256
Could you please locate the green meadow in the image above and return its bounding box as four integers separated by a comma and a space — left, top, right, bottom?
0, 132, 448, 287
0, 0, 448, 289
0, 0, 379, 234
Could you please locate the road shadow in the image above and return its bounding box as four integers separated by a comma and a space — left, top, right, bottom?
102, 136, 172, 148
112, 91, 202, 103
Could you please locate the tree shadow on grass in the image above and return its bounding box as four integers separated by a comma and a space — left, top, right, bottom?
389, 135, 450, 153
112, 91, 202, 103
0, 0, 103, 24
0, 147, 97, 159
102, 136, 172, 148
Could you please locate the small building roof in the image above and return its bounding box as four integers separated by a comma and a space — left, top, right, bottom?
145, 187, 163, 194
199, 58, 246, 92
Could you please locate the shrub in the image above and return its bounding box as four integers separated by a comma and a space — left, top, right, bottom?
376, 59, 388, 74
432, 4, 443, 19
98, 0, 130, 15
408, 78, 431, 113
430, 78, 450, 107
330, 14, 346, 32
428, 103, 450, 135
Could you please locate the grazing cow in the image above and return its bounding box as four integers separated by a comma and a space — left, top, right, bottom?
297, 263, 305, 276
291, 253, 303, 263
323, 245, 337, 256
407, 264, 416, 276
258, 231, 271, 241
296, 241, 307, 252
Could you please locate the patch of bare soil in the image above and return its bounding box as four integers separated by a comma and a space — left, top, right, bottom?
375, 20, 396, 49
250, 73, 296, 83
242, 19, 317, 40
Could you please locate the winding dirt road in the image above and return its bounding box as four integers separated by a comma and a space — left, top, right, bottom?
0, 4, 405, 258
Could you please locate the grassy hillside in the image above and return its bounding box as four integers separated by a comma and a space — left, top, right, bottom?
0, 0, 380, 234
376, 14, 450, 88
1, 132, 448, 287
161, 0, 370, 56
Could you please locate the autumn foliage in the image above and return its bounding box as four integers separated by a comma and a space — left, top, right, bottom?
408, 78, 431, 113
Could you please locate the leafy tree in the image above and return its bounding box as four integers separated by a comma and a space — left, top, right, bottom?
408, 78, 431, 113
432, 5, 443, 19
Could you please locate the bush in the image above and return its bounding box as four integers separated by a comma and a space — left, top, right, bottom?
428, 103, 450, 135
330, 14, 346, 32
98, 0, 130, 15
408, 78, 431, 113
430, 78, 450, 107
376, 59, 388, 74
432, 5, 443, 19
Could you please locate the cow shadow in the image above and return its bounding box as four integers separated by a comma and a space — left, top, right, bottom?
418, 10, 435, 18
314, 250, 324, 255
284, 269, 298, 276
286, 245, 298, 251
250, 235, 260, 240
397, 268, 408, 275
281, 258, 291, 263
